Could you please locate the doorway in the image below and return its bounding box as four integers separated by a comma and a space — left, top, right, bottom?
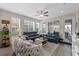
64, 19, 72, 44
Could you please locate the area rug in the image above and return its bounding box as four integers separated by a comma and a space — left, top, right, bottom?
41, 42, 59, 56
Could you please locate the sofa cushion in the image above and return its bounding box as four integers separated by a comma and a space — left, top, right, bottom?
23, 32, 39, 42
29, 34, 38, 37
45, 31, 61, 44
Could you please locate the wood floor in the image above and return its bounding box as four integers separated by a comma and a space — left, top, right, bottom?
52, 43, 72, 56
0, 46, 12, 56
52, 43, 64, 56
0, 43, 72, 56
64, 43, 72, 56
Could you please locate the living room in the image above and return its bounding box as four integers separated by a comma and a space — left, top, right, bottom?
0, 3, 79, 56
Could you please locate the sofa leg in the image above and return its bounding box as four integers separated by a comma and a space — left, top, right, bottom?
54, 41, 58, 44
12, 52, 16, 56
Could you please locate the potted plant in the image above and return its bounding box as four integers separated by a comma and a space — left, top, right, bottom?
76, 32, 79, 38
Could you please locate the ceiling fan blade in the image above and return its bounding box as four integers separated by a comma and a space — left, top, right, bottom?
43, 11, 48, 14
45, 15, 48, 16
43, 13, 48, 16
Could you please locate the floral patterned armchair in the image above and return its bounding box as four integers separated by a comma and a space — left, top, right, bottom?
11, 37, 45, 56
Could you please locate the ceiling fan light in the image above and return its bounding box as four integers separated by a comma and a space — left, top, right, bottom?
40, 14, 44, 17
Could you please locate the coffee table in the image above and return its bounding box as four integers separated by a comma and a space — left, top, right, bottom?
35, 38, 44, 45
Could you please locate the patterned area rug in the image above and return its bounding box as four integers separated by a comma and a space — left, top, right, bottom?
41, 42, 59, 56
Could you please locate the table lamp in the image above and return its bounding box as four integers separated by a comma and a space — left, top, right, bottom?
16, 27, 22, 37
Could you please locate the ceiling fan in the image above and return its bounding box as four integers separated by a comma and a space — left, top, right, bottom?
35, 9, 49, 18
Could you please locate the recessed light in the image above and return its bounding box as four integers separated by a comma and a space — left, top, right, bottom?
18, 9, 23, 12
60, 11, 64, 13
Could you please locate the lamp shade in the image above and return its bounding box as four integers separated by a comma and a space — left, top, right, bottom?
2, 20, 10, 24
16, 28, 21, 32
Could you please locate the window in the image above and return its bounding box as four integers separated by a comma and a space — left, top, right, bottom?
11, 17, 21, 35
24, 20, 35, 32
42, 23, 46, 33
24, 20, 29, 32
29, 21, 33, 32
24, 20, 39, 32
48, 21, 60, 33
35, 22, 39, 32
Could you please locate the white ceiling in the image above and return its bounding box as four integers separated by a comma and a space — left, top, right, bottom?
0, 3, 79, 20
